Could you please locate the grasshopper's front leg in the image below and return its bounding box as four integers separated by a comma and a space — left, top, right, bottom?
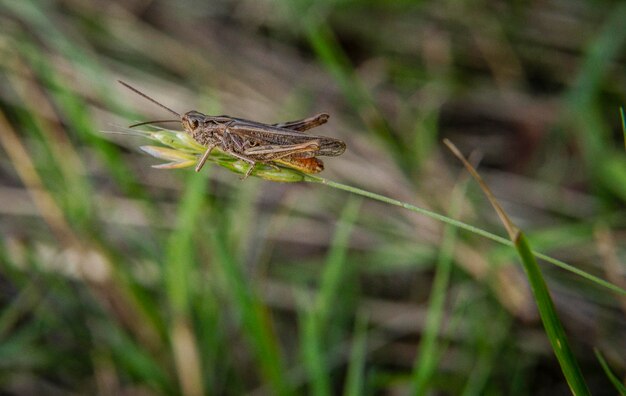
219, 127, 262, 179
195, 121, 250, 175
272, 113, 329, 132
195, 143, 217, 172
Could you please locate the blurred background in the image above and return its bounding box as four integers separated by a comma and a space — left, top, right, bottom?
0, 0, 625, 394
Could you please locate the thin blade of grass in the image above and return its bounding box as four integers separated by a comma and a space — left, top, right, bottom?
598, 154, 626, 201
565, 3, 626, 201
594, 349, 626, 395
6, 64, 95, 229
301, 197, 360, 396
190, 283, 224, 394
300, 310, 332, 396
303, 175, 626, 296
515, 234, 590, 395
210, 222, 292, 396
103, 323, 174, 394
286, 2, 406, 168
411, 166, 469, 394
444, 139, 591, 396
165, 172, 207, 313
443, 140, 517, 239
4, 2, 149, 195
566, 2, 626, 154
165, 172, 207, 396
0, 108, 77, 246
342, 315, 368, 396
461, 309, 511, 396
316, 197, 361, 330
621, 107, 626, 151
0, 326, 47, 373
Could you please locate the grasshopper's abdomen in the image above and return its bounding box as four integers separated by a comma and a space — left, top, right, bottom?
318, 139, 346, 157
276, 157, 324, 174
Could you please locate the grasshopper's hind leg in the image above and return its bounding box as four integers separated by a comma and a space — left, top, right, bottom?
226, 151, 261, 180
243, 140, 320, 160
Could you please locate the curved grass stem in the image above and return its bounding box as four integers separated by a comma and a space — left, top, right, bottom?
303, 174, 626, 297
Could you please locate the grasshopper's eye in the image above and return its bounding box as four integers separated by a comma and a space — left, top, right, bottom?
183, 111, 206, 131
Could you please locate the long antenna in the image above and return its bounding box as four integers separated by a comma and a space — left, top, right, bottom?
118, 80, 181, 117
128, 120, 180, 128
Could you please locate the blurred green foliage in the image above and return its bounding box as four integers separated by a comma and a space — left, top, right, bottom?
0, 0, 625, 394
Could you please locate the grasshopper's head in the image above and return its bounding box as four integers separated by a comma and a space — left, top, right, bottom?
182, 111, 215, 146
181, 111, 206, 134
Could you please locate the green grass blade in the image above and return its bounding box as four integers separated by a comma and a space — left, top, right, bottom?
304, 175, 626, 296
343, 315, 368, 396
515, 233, 590, 395
13, 43, 100, 227
165, 172, 208, 396
316, 198, 361, 329
594, 349, 626, 395
598, 154, 626, 202
566, 1, 626, 141
190, 281, 223, 394
461, 309, 511, 396
568, 3, 626, 114
105, 324, 174, 394
210, 222, 292, 396
565, 3, 626, 201
411, 176, 467, 394
165, 172, 208, 314
304, 23, 370, 120
301, 197, 360, 396
287, 3, 405, 167
301, 311, 332, 396
444, 140, 590, 395
5, 1, 149, 194
621, 107, 626, 151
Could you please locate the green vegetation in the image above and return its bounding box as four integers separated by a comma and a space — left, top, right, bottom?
0, 0, 625, 394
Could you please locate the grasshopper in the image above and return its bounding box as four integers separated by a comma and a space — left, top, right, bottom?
119, 81, 346, 178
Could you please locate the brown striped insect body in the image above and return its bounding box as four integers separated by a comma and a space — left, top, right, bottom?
119, 81, 345, 178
